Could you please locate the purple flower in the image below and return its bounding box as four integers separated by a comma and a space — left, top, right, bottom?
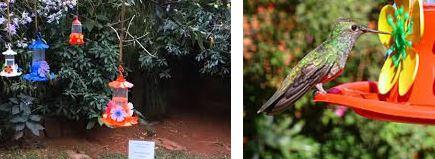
0, 2, 6, 9
110, 106, 127, 122
0, 17, 5, 24
12, 18, 19, 27
39, 0, 77, 24
37, 61, 50, 77
20, 11, 32, 24
4, 23, 16, 35
334, 106, 348, 117
16, 39, 28, 48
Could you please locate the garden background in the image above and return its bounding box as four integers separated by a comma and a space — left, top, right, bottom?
243, 0, 435, 158
0, 0, 230, 158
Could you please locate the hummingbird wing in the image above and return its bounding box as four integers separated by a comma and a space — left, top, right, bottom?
257, 50, 335, 115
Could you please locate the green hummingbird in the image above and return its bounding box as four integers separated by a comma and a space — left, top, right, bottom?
257, 18, 389, 115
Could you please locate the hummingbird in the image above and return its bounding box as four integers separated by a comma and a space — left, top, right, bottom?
257, 18, 389, 115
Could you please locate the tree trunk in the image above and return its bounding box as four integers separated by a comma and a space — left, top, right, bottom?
132, 73, 167, 120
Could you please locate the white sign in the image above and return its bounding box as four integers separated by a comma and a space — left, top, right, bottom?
128, 140, 155, 159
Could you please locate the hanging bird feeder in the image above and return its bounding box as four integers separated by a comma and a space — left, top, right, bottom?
0, 45, 22, 77
69, 16, 84, 45
101, 0, 139, 128
101, 66, 138, 127
1, 1, 21, 77
23, 34, 55, 82
314, 0, 435, 124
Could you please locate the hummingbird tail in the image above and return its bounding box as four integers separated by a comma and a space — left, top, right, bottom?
258, 62, 334, 115
257, 91, 282, 114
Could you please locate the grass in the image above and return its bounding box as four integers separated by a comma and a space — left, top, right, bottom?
0, 148, 230, 159
99, 150, 200, 159
0, 149, 69, 159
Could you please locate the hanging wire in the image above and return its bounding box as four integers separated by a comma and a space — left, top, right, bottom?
113, 0, 127, 76
76, 0, 79, 16
34, 0, 38, 32
119, 0, 126, 66
6, 0, 11, 41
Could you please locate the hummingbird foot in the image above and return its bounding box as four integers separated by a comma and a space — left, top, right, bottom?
315, 83, 327, 94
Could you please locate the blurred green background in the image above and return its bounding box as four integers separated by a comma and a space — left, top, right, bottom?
243, 0, 435, 158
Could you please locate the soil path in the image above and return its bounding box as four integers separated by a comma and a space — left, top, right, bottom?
38, 109, 230, 158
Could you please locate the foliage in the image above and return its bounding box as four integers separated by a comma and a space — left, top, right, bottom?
0, 94, 43, 139
132, 0, 231, 77
245, 115, 319, 159
244, 0, 435, 158
126, 0, 231, 117
0, 0, 230, 140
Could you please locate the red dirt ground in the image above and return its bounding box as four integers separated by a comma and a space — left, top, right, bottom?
34, 108, 230, 158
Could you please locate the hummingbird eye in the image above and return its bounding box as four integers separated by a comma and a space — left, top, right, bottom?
351, 25, 358, 31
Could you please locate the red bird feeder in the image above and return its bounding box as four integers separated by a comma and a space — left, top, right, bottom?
101, 66, 138, 127
69, 16, 84, 45
314, 3, 435, 124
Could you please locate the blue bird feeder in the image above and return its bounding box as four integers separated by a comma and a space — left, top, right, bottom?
23, 34, 55, 82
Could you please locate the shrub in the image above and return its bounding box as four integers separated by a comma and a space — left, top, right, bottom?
0, 0, 230, 139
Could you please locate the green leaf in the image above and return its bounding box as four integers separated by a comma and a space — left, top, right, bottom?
98, 117, 104, 126
0, 103, 10, 112
95, 14, 108, 21
134, 110, 144, 118
290, 121, 305, 135
10, 116, 27, 123
19, 102, 26, 111
29, 115, 42, 122
25, 121, 44, 136
86, 120, 96, 130
9, 98, 18, 104
14, 131, 23, 140
11, 105, 20, 115
23, 106, 31, 116
84, 19, 95, 32
15, 124, 25, 131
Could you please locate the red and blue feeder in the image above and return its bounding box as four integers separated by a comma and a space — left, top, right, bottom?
23, 34, 56, 82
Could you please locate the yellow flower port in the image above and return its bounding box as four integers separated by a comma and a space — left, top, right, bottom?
377, 0, 424, 96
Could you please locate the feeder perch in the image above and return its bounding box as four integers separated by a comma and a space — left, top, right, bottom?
0, 45, 22, 77
69, 16, 84, 45
23, 34, 55, 82
101, 66, 138, 127
314, 1, 435, 124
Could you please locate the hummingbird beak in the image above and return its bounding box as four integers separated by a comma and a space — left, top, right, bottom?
360, 26, 390, 35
